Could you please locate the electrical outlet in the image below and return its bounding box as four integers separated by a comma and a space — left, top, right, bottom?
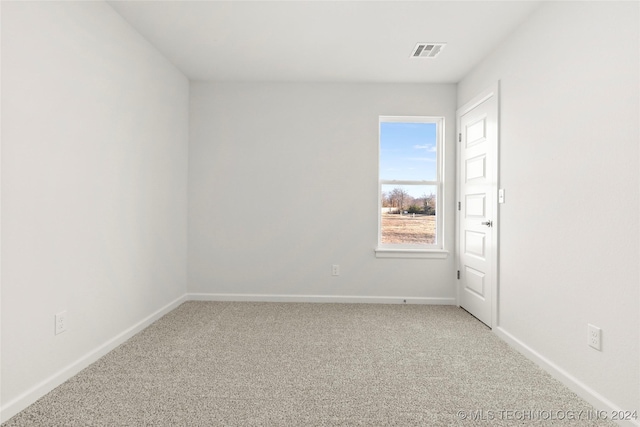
55, 311, 67, 335
331, 264, 340, 276
587, 324, 601, 351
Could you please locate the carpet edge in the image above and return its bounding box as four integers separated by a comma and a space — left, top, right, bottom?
186, 293, 456, 305
494, 326, 639, 427
0, 294, 187, 424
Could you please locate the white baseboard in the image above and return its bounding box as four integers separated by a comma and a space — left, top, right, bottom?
187, 292, 456, 305
0, 294, 186, 423
494, 326, 639, 427
1, 292, 452, 422
13, 296, 631, 426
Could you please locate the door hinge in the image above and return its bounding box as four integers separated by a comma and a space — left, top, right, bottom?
458, 133, 462, 142
458, 201, 461, 211
457, 270, 460, 280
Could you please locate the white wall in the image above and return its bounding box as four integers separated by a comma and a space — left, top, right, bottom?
4, 0, 636, 422
1, 1, 189, 419
189, 83, 456, 302
458, 1, 639, 415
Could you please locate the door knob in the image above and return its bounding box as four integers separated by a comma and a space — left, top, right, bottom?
481, 220, 493, 227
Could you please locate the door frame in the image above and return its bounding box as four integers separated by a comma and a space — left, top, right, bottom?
455, 82, 500, 328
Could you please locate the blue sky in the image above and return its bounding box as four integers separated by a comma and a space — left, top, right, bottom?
380, 122, 437, 181
380, 121, 437, 198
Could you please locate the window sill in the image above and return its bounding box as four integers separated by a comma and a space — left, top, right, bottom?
374, 248, 449, 259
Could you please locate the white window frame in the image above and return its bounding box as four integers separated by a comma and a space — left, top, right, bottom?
375, 116, 448, 259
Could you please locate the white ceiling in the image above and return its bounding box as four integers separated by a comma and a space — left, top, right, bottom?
108, 1, 541, 83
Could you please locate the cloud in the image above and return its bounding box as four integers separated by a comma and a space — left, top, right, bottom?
405, 157, 436, 162
413, 144, 436, 152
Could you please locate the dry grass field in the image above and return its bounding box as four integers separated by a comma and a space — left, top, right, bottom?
381, 214, 436, 244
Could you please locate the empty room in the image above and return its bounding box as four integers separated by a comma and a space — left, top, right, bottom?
1, 1, 639, 425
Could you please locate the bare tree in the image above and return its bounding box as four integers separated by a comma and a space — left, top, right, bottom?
422, 192, 436, 215
381, 191, 390, 207
389, 187, 409, 214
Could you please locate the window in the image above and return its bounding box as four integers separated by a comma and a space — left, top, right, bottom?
376, 116, 446, 258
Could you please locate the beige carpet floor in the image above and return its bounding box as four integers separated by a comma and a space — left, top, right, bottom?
3, 302, 616, 426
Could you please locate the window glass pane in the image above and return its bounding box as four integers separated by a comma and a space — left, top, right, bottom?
380, 122, 437, 181
381, 185, 437, 245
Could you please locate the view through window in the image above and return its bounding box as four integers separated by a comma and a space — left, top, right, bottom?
379, 117, 443, 248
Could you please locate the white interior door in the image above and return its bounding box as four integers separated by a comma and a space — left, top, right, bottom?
457, 87, 498, 327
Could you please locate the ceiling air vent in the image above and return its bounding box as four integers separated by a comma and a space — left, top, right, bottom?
411, 43, 446, 58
